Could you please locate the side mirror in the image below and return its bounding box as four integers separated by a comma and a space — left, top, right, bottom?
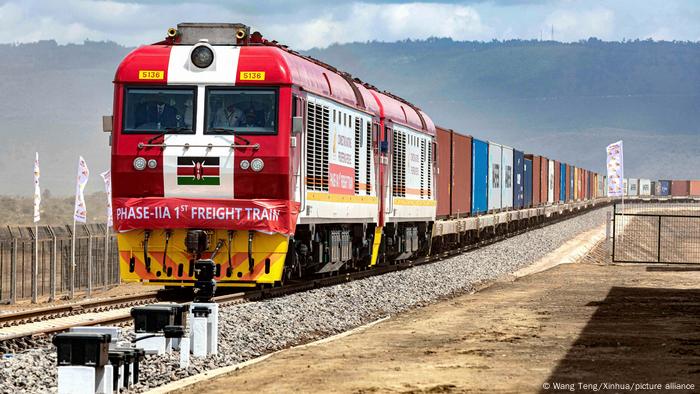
102, 115, 113, 133
291, 116, 303, 135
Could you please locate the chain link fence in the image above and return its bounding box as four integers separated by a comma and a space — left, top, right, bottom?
0, 224, 119, 304
612, 201, 700, 264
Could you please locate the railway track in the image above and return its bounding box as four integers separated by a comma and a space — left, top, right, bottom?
0, 203, 607, 354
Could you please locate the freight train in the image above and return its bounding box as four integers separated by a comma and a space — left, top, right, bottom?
106, 23, 604, 289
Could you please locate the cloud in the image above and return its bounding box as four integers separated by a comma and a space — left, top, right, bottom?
265, 2, 487, 49
0, 0, 699, 48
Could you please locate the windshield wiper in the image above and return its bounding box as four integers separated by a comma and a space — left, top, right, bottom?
143, 127, 191, 146
208, 128, 251, 145
165, 127, 191, 134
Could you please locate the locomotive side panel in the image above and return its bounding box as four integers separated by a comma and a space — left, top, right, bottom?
300, 94, 378, 224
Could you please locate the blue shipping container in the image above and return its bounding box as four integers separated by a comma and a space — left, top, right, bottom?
659, 180, 671, 196
471, 139, 489, 215
560, 163, 566, 202
513, 150, 524, 208
524, 158, 533, 208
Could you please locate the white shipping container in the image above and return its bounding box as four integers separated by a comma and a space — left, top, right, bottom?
628, 178, 639, 196
501, 145, 514, 209
547, 160, 555, 204
597, 175, 605, 198
488, 142, 502, 211
639, 179, 651, 196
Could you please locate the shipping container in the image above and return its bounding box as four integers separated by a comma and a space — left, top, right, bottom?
639, 179, 651, 196
435, 127, 452, 218
586, 171, 591, 199
651, 181, 657, 196
598, 174, 605, 198
488, 142, 502, 211
565, 164, 571, 201
623, 178, 628, 196
672, 180, 690, 196
524, 157, 533, 208
513, 150, 525, 209
690, 181, 700, 197
452, 132, 472, 216
553, 161, 560, 203
547, 160, 555, 204
471, 138, 489, 215
574, 168, 579, 200
501, 145, 514, 210
571, 167, 576, 200
540, 157, 549, 205
559, 163, 566, 202
658, 180, 671, 196
628, 178, 639, 196
526, 154, 541, 206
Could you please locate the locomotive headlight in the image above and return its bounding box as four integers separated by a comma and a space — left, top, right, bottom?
147, 159, 158, 169
251, 158, 264, 172
133, 157, 147, 171
190, 45, 214, 69
239, 160, 250, 170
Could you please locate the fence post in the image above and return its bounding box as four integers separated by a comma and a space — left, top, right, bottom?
10, 236, 17, 305
657, 215, 662, 263
48, 226, 57, 302
86, 225, 92, 298
605, 210, 611, 257
611, 203, 616, 262
104, 225, 110, 289
30, 226, 37, 304
69, 224, 75, 299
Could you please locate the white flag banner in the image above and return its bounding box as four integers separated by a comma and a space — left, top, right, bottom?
100, 170, 113, 227
74, 156, 90, 223
33, 152, 41, 223
606, 140, 624, 197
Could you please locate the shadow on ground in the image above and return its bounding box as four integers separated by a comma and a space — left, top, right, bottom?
542, 286, 700, 393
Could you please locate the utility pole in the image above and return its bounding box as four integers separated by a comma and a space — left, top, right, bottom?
551, 25, 554, 41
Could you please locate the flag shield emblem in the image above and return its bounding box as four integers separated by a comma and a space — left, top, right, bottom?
177, 156, 221, 186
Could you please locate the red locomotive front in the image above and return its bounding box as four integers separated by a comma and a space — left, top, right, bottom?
111, 24, 302, 287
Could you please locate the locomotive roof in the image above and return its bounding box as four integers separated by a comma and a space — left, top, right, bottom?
115, 41, 435, 135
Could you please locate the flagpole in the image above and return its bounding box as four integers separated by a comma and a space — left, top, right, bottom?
71, 216, 76, 299
33, 222, 38, 304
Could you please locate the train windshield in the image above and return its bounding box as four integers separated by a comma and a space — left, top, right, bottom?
205, 88, 277, 134
122, 87, 195, 134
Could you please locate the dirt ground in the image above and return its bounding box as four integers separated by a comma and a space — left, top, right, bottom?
177, 244, 700, 394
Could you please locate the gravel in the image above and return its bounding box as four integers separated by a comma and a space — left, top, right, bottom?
0, 207, 607, 394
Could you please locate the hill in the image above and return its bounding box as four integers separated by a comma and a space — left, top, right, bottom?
0, 38, 699, 199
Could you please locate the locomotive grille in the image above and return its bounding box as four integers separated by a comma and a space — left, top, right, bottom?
365, 121, 372, 195
420, 138, 425, 198
306, 102, 329, 191
427, 140, 432, 199
354, 117, 361, 195
392, 130, 406, 197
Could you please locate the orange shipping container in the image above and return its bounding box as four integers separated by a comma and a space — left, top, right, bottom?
540, 157, 548, 206
690, 181, 700, 197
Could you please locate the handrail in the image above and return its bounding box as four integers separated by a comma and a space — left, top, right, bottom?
137, 142, 260, 150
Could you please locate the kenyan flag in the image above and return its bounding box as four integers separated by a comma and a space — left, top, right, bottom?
177, 157, 220, 186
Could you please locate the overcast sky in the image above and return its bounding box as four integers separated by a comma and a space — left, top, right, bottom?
1, 0, 699, 49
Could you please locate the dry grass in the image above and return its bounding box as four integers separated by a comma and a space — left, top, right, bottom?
0, 192, 109, 226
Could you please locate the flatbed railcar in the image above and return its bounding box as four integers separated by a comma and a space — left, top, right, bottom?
106, 23, 605, 289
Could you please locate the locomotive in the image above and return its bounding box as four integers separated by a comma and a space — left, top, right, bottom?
106, 23, 602, 289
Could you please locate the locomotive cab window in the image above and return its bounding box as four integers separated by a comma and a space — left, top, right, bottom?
205, 88, 277, 134
122, 87, 195, 134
